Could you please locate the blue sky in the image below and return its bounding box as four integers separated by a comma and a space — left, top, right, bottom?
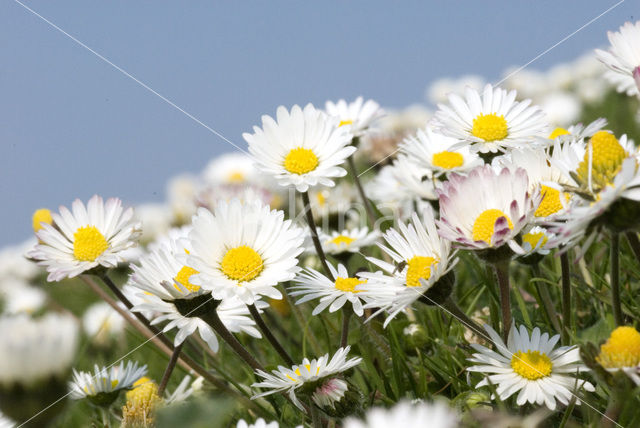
0, 0, 634, 246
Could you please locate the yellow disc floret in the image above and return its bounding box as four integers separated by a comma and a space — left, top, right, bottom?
73, 226, 109, 262
220, 246, 264, 282
405, 256, 438, 287
175, 266, 201, 293
522, 231, 548, 249
122, 377, 161, 428
471, 113, 508, 142
338, 119, 353, 127
596, 326, 640, 369
472, 209, 513, 245
334, 277, 366, 293
511, 350, 553, 380
535, 185, 565, 218
32, 208, 53, 233
576, 131, 627, 189
227, 171, 245, 183
549, 127, 570, 139
329, 235, 355, 246
284, 147, 319, 175
432, 151, 464, 169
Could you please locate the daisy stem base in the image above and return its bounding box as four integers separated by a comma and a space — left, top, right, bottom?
441, 297, 485, 339
248, 304, 294, 365
347, 152, 377, 229
158, 342, 183, 396
560, 251, 571, 345
611, 233, 623, 326
302, 191, 335, 281
340, 308, 352, 348
493, 260, 511, 343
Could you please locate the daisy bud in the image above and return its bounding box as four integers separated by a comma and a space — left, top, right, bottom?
312, 378, 362, 418
121, 377, 161, 428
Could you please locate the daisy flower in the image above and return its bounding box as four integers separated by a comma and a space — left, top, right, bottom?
437, 165, 536, 253
186, 199, 305, 304
519, 225, 556, 257
389, 155, 438, 202
343, 400, 458, 428
325, 96, 383, 136
244, 104, 355, 192
320, 227, 380, 255
28, 195, 141, 282
596, 326, 640, 385
399, 127, 481, 176
202, 152, 260, 186
82, 302, 126, 345
121, 376, 161, 427
596, 21, 640, 96
69, 361, 147, 406
359, 209, 456, 327
290, 262, 368, 316
467, 324, 594, 410
252, 346, 362, 410
433, 84, 548, 154
237, 418, 280, 428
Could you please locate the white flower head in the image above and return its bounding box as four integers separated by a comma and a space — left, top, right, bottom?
320, 227, 380, 255
186, 199, 305, 305
596, 21, 640, 96
69, 361, 147, 405
28, 195, 141, 282
82, 302, 126, 345
252, 346, 362, 410
343, 400, 458, 428
244, 104, 356, 192
202, 152, 260, 186
467, 324, 594, 410
325, 96, 384, 136
433, 84, 548, 154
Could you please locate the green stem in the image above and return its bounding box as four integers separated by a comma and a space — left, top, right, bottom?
340, 308, 352, 348
301, 191, 335, 281
531, 265, 561, 334
560, 251, 571, 344
625, 231, 640, 265
493, 261, 512, 343
347, 152, 377, 229
248, 304, 294, 365
441, 297, 485, 339
611, 233, 622, 326
310, 401, 322, 428
158, 343, 183, 396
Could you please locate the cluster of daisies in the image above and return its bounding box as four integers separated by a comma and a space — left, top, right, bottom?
2, 18, 640, 428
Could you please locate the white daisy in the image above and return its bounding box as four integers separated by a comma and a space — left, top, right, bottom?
252, 346, 362, 410
437, 165, 536, 253
202, 152, 260, 186
519, 225, 556, 257
0, 280, 46, 315
309, 181, 358, 218
0, 238, 40, 282
244, 104, 356, 192
290, 263, 368, 316
237, 418, 279, 428
0, 412, 14, 428
434, 84, 548, 154
359, 209, 456, 327
28, 195, 141, 282
167, 174, 199, 224
82, 302, 126, 345
399, 127, 481, 176
389, 155, 438, 202
320, 227, 379, 255
343, 400, 458, 428
325, 97, 383, 136
69, 361, 147, 405
467, 324, 594, 410
186, 199, 305, 304
596, 21, 640, 96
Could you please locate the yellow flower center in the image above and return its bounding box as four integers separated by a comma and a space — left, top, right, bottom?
73, 226, 109, 261
334, 277, 366, 293
596, 326, 640, 369
535, 185, 566, 218
405, 256, 438, 287
227, 171, 245, 183
284, 147, 319, 175
329, 235, 355, 246
511, 350, 553, 380
471, 113, 508, 142
286, 364, 321, 381
316, 191, 327, 206
32, 208, 53, 232
576, 131, 627, 189
522, 231, 548, 249
175, 266, 201, 293
548, 127, 570, 139
338, 119, 353, 127
220, 246, 264, 282
122, 377, 160, 427
432, 151, 464, 169
472, 209, 513, 245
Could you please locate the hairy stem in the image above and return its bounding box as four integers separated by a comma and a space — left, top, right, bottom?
158, 343, 183, 396
441, 297, 485, 339
493, 261, 512, 343
248, 304, 293, 365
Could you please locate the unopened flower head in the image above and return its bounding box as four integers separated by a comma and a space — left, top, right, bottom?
28, 195, 141, 281
121, 377, 161, 427
31, 208, 53, 233
325, 96, 383, 136
244, 104, 355, 192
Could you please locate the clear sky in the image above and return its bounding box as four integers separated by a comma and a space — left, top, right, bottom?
0, 0, 634, 246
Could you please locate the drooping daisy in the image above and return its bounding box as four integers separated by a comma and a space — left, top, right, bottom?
290, 262, 368, 316
434, 84, 548, 154
343, 400, 458, 428
28, 195, 141, 282
596, 21, 640, 96
467, 324, 594, 410
252, 346, 362, 410
437, 165, 536, 253
69, 361, 147, 406
320, 227, 380, 255
202, 152, 260, 186
399, 127, 481, 176
359, 209, 456, 326
596, 326, 640, 385
244, 104, 355, 192
325, 97, 383, 136
186, 199, 305, 304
